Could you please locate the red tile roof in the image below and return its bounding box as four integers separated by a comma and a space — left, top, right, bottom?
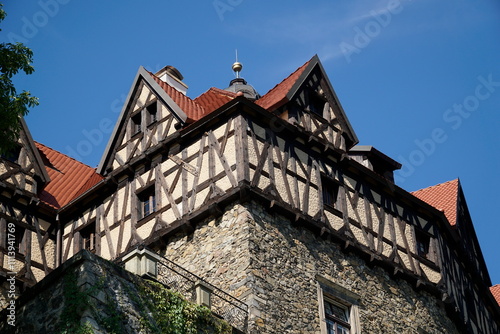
194, 87, 237, 116
256, 60, 310, 111
149, 59, 311, 122
411, 179, 459, 226
35, 142, 103, 209
148, 72, 206, 122
150, 72, 239, 121
491, 285, 500, 305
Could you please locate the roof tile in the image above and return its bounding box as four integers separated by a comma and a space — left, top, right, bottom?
194, 87, 237, 115
150, 59, 311, 122
411, 179, 459, 226
490, 285, 500, 305
256, 60, 310, 111
148, 72, 206, 122
35, 142, 103, 209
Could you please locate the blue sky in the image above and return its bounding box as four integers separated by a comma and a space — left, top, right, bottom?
1, 1, 499, 285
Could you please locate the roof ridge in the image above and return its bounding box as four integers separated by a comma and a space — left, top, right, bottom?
34, 141, 97, 171
256, 58, 311, 111
261, 60, 309, 98
205, 86, 238, 97
147, 71, 206, 121
411, 178, 459, 194
193, 87, 234, 102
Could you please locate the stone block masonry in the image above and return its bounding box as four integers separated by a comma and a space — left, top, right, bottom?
0, 250, 234, 334
163, 200, 460, 333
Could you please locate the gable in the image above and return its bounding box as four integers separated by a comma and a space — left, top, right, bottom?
0, 118, 49, 196
412, 179, 492, 285
97, 67, 190, 175
258, 55, 358, 151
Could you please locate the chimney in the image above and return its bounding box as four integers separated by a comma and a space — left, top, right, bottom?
155, 65, 188, 95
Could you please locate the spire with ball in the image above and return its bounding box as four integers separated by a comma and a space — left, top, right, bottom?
224, 50, 260, 100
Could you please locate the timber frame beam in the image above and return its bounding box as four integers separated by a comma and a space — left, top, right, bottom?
143, 181, 443, 299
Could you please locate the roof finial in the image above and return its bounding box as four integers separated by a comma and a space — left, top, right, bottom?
232, 49, 242, 78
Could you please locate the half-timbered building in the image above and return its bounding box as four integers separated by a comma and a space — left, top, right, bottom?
1, 55, 499, 333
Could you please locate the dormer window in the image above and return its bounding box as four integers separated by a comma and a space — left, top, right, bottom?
131, 113, 142, 135
146, 102, 157, 125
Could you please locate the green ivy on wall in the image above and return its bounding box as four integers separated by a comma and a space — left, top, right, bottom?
58, 271, 96, 334
140, 280, 233, 334
56, 266, 232, 334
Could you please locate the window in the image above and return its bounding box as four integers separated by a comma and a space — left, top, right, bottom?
1, 145, 21, 164
146, 102, 157, 125
322, 176, 339, 208
308, 88, 327, 117
131, 113, 142, 135
317, 276, 360, 334
415, 229, 430, 259
324, 299, 350, 334
138, 186, 156, 219
80, 221, 96, 253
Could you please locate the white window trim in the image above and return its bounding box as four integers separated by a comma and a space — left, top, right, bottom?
317, 275, 361, 334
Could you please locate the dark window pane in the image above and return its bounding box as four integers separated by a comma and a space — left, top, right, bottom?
415, 229, 430, 258
81, 222, 96, 252
147, 102, 157, 124
324, 299, 350, 334
132, 113, 141, 134
1, 146, 21, 164
138, 187, 156, 218
322, 177, 338, 207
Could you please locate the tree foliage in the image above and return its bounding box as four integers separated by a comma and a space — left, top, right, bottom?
141, 281, 233, 334
0, 3, 38, 155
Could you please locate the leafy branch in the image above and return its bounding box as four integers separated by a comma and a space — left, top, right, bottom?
0, 3, 39, 155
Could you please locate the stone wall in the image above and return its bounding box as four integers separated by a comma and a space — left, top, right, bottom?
0, 250, 233, 334
162, 203, 253, 300
244, 201, 459, 333
162, 200, 460, 334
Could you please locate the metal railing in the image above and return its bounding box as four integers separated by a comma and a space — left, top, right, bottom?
156, 254, 248, 332
116, 247, 248, 332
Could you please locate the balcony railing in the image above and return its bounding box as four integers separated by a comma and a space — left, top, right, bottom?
117, 247, 248, 332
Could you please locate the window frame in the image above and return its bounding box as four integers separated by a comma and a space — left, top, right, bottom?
137, 186, 156, 220
324, 298, 351, 334
415, 229, 431, 259
131, 112, 142, 136
321, 175, 339, 209
146, 101, 158, 125
317, 276, 361, 334
413, 227, 439, 265
306, 86, 327, 117
80, 221, 96, 253
1, 145, 22, 165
